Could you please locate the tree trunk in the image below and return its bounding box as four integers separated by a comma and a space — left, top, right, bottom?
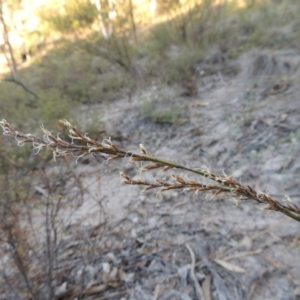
151, 0, 157, 16
0, 0, 18, 77
94, 0, 110, 39
128, 0, 138, 46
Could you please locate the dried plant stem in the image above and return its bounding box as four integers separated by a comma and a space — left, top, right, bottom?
1, 119, 300, 222
186, 244, 204, 299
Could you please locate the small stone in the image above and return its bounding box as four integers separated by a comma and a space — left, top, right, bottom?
132, 216, 139, 223
279, 113, 288, 122
102, 262, 110, 274
238, 236, 252, 251
81, 265, 95, 288
55, 282, 68, 297
131, 228, 137, 238
106, 252, 118, 264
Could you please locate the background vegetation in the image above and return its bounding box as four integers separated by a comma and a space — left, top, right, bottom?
1, 0, 300, 135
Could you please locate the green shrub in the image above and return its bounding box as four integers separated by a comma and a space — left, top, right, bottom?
139, 87, 185, 125
41, 0, 97, 33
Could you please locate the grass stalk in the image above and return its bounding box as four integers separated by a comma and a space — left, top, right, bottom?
1, 119, 300, 222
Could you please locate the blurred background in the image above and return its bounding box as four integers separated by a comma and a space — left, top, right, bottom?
1, 0, 300, 299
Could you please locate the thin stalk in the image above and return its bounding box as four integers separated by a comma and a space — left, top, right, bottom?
1, 119, 300, 223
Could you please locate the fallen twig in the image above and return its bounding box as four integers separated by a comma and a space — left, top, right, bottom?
185, 244, 204, 300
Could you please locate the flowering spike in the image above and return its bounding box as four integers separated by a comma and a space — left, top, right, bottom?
59, 119, 72, 128
139, 144, 147, 155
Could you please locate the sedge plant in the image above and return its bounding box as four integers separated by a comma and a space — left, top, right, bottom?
1, 119, 300, 223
